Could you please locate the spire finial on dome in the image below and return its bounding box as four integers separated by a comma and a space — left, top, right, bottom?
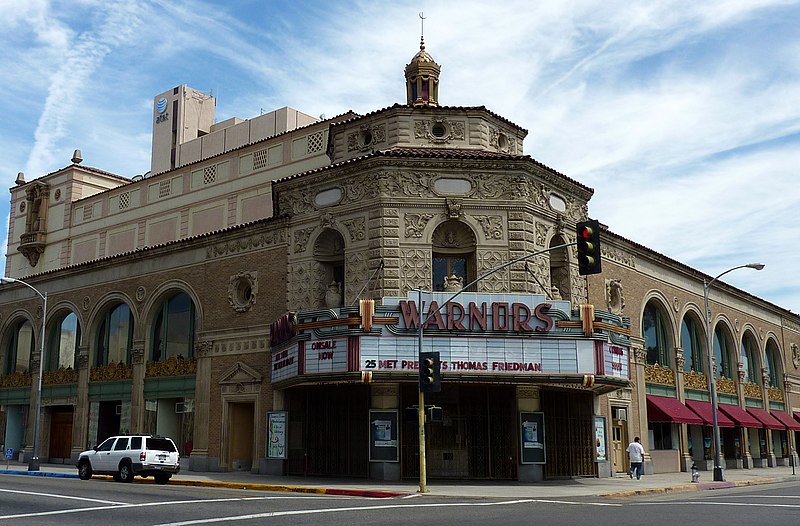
419, 11, 426, 50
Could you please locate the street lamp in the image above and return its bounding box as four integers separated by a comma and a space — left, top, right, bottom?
703, 263, 764, 482
0, 276, 48, 471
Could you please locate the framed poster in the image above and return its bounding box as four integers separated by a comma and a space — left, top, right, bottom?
519, 412, 545, 464
369, 410, 399, 462
594, 415, 607, 462
266, 411, 287, 459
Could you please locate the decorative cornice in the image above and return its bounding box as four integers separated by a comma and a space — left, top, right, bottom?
145, 355, 197, 378
206, 231, 286, 259
90, 362, 133, 382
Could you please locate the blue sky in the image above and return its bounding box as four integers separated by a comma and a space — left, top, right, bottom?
1, 0, 799, 312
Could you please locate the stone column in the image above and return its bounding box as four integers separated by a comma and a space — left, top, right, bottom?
736, 365, 754, 468
674, 348, 692, 472
71, 345, 91, 460
189, 339, 213, 471
130, 341, 145, 434
630, 337, 653, 474
760, 368, 777, 467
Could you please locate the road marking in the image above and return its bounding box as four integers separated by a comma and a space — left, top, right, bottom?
0, 495, 347, 521
635, 501, 800, 509
0, 487, 126, 505
154, 499, 622, 526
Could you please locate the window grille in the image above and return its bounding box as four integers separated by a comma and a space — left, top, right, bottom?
203, 165, 217, 185
159, 180, 171, 198
307, 132, 324, 153
253, 148, 269, 170
119, 192, 130, 209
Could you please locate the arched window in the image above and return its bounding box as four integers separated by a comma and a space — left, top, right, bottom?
432, 220, 476, 292
680, 315, 704, 373
47, 311, 80, 371
4, 321, 34, 375
643, 301, 671, 366
713, 325, 734, 379
152, 292, 195, 361
314, 229, 345, 308
740, 332, 759, 385
764, 340, 782, 388
96, 303, 133, 366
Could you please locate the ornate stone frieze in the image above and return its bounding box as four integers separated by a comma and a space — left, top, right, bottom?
535, 222, 548, 247
404, 213, 434, 238
683, 370, 708, 391
742, 382, 762, 399
716, 376, 736, 395
206, 231, 286, 259
90, 362, 133, 382
288, 260, 327, 311
473, 215, 503, 240
767, 386, 783, 402
145, 356, 197, 378
783, 318, 800, 333
477, 250, 508, 292
644, 363, 675, 386
293, 226, 316, 254
342, 217, 366, 242
345, 251, 369, 304
43, 367, 78, 385
601, 246, 636, 268
0, 371, 32, 388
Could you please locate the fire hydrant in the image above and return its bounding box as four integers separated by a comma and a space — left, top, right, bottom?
691, 463, 700, 483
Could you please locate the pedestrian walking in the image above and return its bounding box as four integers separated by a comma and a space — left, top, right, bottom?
626, 436, 645, 480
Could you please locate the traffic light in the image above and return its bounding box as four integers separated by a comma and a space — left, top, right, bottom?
419, 351, 441, 393
576, 219, 602, 275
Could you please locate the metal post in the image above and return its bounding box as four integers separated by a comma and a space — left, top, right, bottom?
0, 277, 48, 472
702, 263, 764, 483
417, 288, 427, 493
29, 291, 47, 471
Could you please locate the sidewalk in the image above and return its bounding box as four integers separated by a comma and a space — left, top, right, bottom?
1, 459, 796, 499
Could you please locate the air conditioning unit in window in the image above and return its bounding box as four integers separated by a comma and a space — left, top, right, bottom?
115, 404, 122, 415
175, 402, 193, 414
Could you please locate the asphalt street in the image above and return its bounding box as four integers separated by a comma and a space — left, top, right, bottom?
1, 473, 799, 526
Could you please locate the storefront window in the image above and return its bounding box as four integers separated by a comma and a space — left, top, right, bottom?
648, 422, 673, 449
643, 302, 670, 366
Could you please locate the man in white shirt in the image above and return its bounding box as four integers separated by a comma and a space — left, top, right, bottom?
626, 436, 645, 480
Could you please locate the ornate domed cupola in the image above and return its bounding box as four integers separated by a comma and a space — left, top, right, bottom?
405, 34, 441, 107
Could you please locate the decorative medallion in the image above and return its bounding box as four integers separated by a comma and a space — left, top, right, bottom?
228, 271, 258, 312
82, 296, 91, 311
136, 286, 146, 302
20, 201, 25, 213
54, 189, 62, 201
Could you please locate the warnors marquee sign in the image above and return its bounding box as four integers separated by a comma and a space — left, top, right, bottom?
270, 292, 631, 387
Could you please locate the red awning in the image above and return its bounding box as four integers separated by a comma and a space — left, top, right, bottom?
684, 400, 735, 428
646, 395, 704, 425
747, 408, 786, 430
771, 410, 800, 432
717, 404, 761, 427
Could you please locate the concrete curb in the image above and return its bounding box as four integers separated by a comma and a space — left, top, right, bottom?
0, 469, 78, 479
596, 476, 792, 499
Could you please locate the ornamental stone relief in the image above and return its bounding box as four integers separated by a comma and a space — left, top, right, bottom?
145, 355, 197, 378
293, 226, 316, 254
399, 248, 430, 294
767, 386, 784, 401
675, 353, 685, 371
413, 117, 465, 144
288, 260, 327, 311
405, 213, 434, 238
535, 222, 548, 247
346, 251, 370, 303
792, 344, 799, 369
473, 215, 503, 240
477, 250, 508, 292
602, 246, 636, 268
43, 367, 78, 385
205, 231, 285, 258
784, 318, 800, 333
90, 362, 133, 382
131, 345, 145, 365
605, 279, 625, 314
445, 198, 464, 220
194, 340, 214, 358
319, 211, 335, 229
228, 271, 258, 313
0, 372, 32, 388
346, 124, 387, 152
342, 217, 366, 242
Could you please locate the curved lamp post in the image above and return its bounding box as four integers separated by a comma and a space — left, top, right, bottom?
703, 263, 764, 482
1, 276, 47, 471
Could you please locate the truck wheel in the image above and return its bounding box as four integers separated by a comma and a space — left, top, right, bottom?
78, 460, 93, 480
117, 461, 134, 483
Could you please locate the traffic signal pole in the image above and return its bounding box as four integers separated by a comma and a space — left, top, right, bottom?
415, 237, 590, 493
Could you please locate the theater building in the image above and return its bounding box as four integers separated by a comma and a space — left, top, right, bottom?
1, 40, 799, 480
